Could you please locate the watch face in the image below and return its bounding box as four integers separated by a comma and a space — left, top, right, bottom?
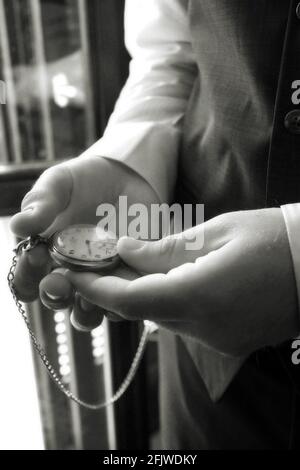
50, 225, 119, 271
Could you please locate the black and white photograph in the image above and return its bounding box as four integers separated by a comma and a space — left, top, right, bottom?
1, 0, 300, 453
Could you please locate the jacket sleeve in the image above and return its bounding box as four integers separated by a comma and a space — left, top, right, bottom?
81, 0, 197, 203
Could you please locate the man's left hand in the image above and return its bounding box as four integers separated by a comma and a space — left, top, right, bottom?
63, 208, 299, 356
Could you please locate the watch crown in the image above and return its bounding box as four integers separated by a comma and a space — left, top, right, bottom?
14, 235, 48, 255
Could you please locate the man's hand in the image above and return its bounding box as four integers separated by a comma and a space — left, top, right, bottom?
10, 155, 159, 328
62, 208, 299, 356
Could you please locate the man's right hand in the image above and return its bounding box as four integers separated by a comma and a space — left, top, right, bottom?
10, 155, 159, 327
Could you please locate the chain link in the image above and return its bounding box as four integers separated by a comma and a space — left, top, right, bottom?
7, 248, 151, 411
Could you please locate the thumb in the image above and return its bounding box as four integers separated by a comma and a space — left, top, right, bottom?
118, 214, 235, 274
10, 163, 72, 238
118, 230, 203, 274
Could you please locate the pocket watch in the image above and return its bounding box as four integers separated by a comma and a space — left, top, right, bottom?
48, 224, 120, 272
8, 223, 155, 410
14, 224, 120, 272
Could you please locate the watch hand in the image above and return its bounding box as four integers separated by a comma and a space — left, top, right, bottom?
85, 240, 92, 256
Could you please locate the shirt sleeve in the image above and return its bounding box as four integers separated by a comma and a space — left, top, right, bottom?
81, 0, 197, 203
281, 204, 300, 316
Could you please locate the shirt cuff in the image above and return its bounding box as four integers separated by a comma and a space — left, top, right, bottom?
281, 203, 300, 314
80, 123, 179, 205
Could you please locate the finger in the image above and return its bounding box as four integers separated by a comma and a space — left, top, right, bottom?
39, 272, 75, 310
64, 241, 238, 322
63, 269, 189, 322
70, 294, 105, 332
13, 244, 52, 302
10, 164, 72, 238
39, 272, 107, 329
62, 262, 142, 319
117, 217, 231, 274
63, 270, 139, 319
105, 312, 125, 322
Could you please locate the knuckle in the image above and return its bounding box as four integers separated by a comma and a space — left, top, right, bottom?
209, 211, 239, 238
212, 212, 231, 228
21, 190, 42, 209
158, 236, 178, 258
21, 166, 71, 212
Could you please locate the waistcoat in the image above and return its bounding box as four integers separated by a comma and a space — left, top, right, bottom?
160, 0, 300, 449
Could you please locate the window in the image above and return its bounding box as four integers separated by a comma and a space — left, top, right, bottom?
0, 0, 96, 165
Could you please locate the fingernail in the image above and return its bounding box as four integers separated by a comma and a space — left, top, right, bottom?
45, 292, 63, 301
40, 273, 74, 306
21, 206, 34, 213
53, 268, 69, 277
119, 237, 144, 252
40, 291, 72, 311
71, 300, 104, 332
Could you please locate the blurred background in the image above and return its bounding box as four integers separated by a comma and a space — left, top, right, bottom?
0, 0, 159, 450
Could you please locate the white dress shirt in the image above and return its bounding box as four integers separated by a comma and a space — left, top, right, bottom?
83, 0, 300, 331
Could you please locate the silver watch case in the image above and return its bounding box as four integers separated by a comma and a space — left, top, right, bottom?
48, 233, 120, 273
